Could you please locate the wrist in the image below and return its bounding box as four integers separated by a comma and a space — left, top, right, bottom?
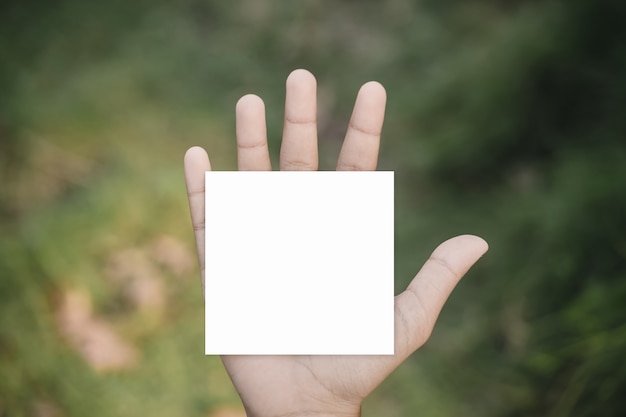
246, 410, 361, 417
244, 406, 361, 417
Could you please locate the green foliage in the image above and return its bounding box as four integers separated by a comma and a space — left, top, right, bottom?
1, 0, 625, 416
397, 1, 626, 416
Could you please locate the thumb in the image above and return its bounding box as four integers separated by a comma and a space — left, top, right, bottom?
393, 235, 488, 362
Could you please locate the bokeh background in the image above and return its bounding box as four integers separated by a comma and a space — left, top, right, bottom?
2, 0, 626, 416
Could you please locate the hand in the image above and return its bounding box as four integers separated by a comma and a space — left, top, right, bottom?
184, 69, 488, 417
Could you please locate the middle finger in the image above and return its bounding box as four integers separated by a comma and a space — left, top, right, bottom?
280, 69, 319, 171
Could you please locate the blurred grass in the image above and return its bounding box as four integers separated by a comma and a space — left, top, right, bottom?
1, 1, 243, 414
2, 0, 626, 416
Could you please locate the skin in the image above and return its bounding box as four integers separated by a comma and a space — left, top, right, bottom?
184, 69, 488, 417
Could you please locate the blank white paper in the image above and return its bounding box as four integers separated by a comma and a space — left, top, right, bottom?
205, 171, 394, 355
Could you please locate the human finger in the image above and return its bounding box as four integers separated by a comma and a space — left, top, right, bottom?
236, 94, 272, 171
184, 146, 211, 287
393, 235, 488, 362
336, 81, 386, 171
280, 69, 318, 171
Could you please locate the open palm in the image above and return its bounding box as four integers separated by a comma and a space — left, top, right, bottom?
184, 69, 488, 417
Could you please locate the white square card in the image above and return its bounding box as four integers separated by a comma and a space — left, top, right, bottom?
205, 171, 394, 355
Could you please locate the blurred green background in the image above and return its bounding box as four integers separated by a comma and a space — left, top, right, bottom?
2, 0, 626, 416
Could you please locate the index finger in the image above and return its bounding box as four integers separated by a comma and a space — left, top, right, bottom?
336, 81, 386, 171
